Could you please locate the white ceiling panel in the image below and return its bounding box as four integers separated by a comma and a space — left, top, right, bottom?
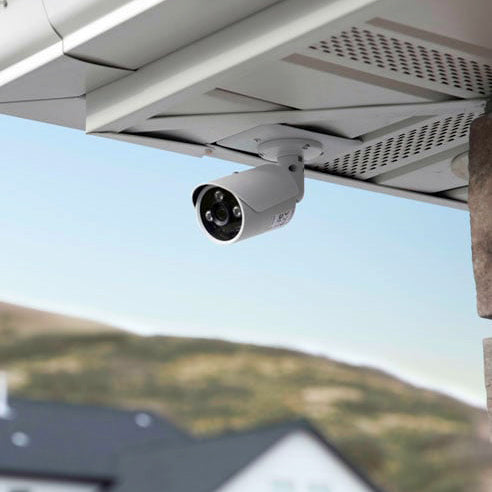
299, 24, 492, 99
0, 54, 131, 103
139, 90, 289, 144
221, 59, 437, 112
159, 89, 287, 116
310, 111, 482, 181
371, 145, 469, 193
378, 0, 492, 53
0, 97, 85, 129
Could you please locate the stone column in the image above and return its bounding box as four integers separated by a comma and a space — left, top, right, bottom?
469, 113, 492, 319
483, 339, 492, 432
470, 114, 492, 427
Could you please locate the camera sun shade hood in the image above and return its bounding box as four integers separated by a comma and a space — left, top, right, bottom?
192, 164, 300, 213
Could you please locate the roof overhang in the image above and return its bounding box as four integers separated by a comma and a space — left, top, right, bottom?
1, 0, 491, 209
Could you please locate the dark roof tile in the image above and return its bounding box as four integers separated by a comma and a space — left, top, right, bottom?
0, 398, 191, 482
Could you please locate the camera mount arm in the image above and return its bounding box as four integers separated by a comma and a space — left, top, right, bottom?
257, 138, 323, 202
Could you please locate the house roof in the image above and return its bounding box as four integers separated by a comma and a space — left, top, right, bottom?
0, 398, 191, 483
0, 399, 384, 492
113, 419, 385, 492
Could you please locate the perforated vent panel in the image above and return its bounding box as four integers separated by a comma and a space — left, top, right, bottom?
312, 111, 481, 179
307, 27, 492, 97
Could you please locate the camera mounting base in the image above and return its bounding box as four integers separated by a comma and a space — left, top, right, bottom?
257, 138, 323, 163
217, 124, 359, 164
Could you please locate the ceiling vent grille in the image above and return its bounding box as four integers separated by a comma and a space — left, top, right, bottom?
307, 27, 492, 97
313, 111, 480, 179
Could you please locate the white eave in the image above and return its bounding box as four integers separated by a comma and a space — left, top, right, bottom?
1, 0, 491, 210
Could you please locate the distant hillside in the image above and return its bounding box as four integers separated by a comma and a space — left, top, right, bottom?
0, 302, 117, 338
1, 302, 491, 492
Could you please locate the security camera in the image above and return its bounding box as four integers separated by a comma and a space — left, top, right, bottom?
192, 139, 322, 244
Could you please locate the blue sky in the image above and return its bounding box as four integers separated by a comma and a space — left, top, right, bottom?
0, 114, 489, 406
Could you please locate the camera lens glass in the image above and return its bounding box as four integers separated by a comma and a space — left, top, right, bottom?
212, 203, 229, 226
199, 186, 242, 241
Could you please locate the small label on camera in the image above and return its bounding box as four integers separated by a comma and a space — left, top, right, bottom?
271, 209, 293, 229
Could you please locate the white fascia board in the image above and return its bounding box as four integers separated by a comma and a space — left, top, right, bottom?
305, 168, 468, 211
0, 44, 63, 91
85, 0, 384, 133
56, 0, 165, 55
93, 132, 209, 158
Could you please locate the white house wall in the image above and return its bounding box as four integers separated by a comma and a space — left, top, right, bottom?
217, 431, 374, 492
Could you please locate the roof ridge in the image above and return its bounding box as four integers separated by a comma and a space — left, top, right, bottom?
195, 417, 313, 441
114, 418, 314, 460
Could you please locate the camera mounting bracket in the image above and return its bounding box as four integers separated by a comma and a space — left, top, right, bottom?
257, 138, 323, 202
257, 138, 323, 163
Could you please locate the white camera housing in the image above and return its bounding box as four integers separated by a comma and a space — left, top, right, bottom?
192, 138, 322, 244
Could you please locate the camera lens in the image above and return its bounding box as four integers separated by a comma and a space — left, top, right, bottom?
212, 203, 229, 226
199, 186, 242, 241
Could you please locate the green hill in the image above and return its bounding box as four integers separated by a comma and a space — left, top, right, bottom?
1, 302, 491, 492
